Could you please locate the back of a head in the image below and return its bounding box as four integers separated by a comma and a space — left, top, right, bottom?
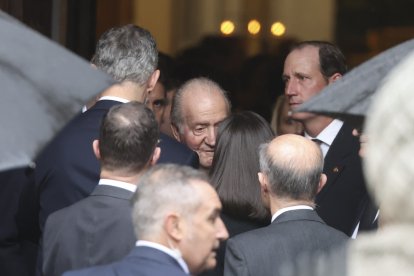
290, 41, 347, 79
131, 164, 208, 238
91, 24, 158, 86
98, 101, 159, 173
364, 50, 414, 225
259, 134, 323, 202
210, 111, 274, 221
171, 77, 231, 131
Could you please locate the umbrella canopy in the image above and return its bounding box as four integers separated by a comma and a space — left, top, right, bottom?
0, 11, 114, 171
295, 38, 414, 123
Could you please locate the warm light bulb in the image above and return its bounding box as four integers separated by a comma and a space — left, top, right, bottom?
247, 19, 261, 35
271, 22, 286, 36
220, 20, 235, 35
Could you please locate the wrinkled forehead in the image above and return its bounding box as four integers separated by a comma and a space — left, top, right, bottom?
183, 85, 226, 106
182, 89, 228, 122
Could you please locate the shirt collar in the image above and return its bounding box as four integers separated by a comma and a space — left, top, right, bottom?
136, 240, 190, 274
81, 96, 129, 113
98, 96, 130, 103
98, 179, 137, 193
305, 119, 343, 147
271, 205, 313, 222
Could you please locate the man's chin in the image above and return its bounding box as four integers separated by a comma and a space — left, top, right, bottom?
199, 155, 213, 169
194, 256, 216, 274
290, 111, 315, 122
204, 256, 217, 271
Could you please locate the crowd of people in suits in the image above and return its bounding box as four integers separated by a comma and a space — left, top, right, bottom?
1, 22, 388, 276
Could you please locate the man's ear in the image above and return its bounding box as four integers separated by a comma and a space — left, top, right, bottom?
171, 124, 181, 142
258, 172, 269, 195
92, 140, 100, 160
328, 73, 342, 84
150, 147, 161, 166
258, 172, 271, 207
165, 213, 184, 242
147, 69, 160, 92
317, 173, 327, 194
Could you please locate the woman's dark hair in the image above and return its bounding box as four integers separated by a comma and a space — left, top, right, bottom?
209, 111, 274, 222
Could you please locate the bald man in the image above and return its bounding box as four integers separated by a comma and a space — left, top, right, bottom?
171, 77, 231, 171
224, 134, 348, 276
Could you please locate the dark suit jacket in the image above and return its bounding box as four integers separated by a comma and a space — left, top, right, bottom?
62, 246, 188, 276
315, 122, 376, 236
35, 99, 198, 231
42, 185, 136, 276
0, 167, 38, 276
224, 209, 348, 276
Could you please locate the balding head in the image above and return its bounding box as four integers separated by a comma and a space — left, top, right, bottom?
171, 77, 231, 132
96, 101, 159, 174
171, 77, 231, 170
259, 134, 324, 202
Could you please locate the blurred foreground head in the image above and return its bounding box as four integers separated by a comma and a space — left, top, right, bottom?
131, 164, 229, 274
364, 50, 414, 225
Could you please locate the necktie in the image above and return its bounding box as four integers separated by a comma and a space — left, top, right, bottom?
311, 138, 323, 145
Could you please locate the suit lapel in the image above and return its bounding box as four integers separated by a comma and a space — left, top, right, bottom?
317, 122, 359, 201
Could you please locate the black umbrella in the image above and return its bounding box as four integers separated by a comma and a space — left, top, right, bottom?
295, 38, 414, 125
0, 11, 114, 171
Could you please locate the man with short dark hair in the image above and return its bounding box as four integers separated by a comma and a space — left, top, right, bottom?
224, 134, 348, 276
42, 102, 160, 276
64, 164, 229, 276
283, 41, 375, 236
171, 77, 231, 171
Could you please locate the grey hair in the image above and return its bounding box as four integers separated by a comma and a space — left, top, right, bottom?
91, 24, 158, 86
258, 142, 323, 201
170, 77, 231, 133
131, 164, 209, 239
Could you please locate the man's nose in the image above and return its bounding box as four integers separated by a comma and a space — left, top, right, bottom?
216, 217, 229, 241
205, 127, 216, 147
285, 80, 297, 96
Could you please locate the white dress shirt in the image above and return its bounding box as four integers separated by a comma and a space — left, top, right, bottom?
271, 205, 314, 223
82, 96, 129, 113
305, 119, 344, 158
98, 178, 137, 193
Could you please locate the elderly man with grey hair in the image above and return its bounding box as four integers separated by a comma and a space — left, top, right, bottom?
224, 134, 348, 276
64, 164, 229, 276
171, 77, 231, 171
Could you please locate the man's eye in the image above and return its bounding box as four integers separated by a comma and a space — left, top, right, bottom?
153, 100, 165, 107
193, 127, 205, 134
208, 214, 218, 223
